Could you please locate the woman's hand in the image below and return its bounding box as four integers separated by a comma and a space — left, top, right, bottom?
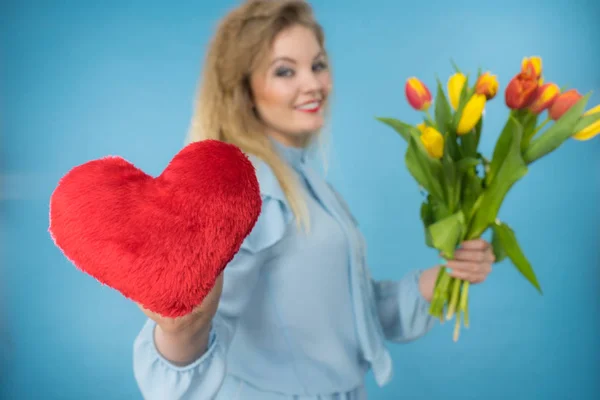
444, 238, 495, 284
137, 272, 224, 365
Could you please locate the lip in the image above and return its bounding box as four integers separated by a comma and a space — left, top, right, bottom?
295, 100, 322, 113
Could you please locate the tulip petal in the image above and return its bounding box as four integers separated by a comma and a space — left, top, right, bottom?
420, 126, 445, 159
475, 72, 499, 100
521, 56, 542, 79
457, 94, 486, 135
448, 73, 466, 110
572, 104, 600, 141
528, 83, 559, 114
549, 89, 583, 120
406, 77, 432, 111
505, 73, 538, 109
572, 120, 600, 141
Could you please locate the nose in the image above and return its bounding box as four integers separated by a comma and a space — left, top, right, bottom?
300, 69, 325, 94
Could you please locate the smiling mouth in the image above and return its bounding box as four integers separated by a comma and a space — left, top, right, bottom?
295, 100, 322, 113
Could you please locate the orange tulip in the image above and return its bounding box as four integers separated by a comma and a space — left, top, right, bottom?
505, 72, 539, 109
521, 56, 543, 82
528, 83, 560, 115
405, 77, 432, 111
549, 89, 583, 120
475, 72, 499, 100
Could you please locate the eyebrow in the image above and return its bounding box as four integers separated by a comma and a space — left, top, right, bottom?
270, 51, 325, 67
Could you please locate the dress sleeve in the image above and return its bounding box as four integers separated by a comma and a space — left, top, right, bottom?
132, 194, 292, 400
372, 270, 437, 342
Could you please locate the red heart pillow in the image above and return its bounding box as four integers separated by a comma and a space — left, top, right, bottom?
49, 140, 262, 317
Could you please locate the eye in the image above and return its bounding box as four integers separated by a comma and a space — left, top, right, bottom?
313, 60, 328, 72
275, 66, 294, 77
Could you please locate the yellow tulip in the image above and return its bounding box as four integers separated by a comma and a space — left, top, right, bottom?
418, 123, 444, 158
457, 93, 486, 135
572, 104, 600, 141
448, 73, 466, 110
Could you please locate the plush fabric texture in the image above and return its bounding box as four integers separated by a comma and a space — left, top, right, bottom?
49, 140, 262, 317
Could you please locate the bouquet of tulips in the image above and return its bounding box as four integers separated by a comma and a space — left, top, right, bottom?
376, 56, 600, 341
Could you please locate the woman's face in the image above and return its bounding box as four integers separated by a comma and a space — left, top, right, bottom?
250, 24, 332, 148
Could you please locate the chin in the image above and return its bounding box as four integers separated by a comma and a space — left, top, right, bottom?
299, 114, 325, 132
293, 125, 323, 139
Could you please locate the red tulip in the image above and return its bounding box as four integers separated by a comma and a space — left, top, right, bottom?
405, 77, 432, 111
528, 83, 560, 115
549, 89, 583, 120
505, 72, 538, 109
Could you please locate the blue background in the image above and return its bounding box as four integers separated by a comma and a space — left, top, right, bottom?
1, 0, 599, 399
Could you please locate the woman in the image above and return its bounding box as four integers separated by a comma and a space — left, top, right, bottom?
133, 1, 494, 399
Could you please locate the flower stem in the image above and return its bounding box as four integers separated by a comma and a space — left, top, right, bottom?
532, 116, 551, 137
453, 309, 461, 342
446, 277, 461, 320
460, 281, 470, 328
425, 110, 436, 128
429, 268, 450, 319
435, 272, 452, 315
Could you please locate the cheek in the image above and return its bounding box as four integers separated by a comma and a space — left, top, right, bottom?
256, 81, 296, 113
319, 72, 333, 95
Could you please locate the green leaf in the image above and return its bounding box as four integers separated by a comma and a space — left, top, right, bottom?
420, 197, 435, 248
431, 196, 452, 221
491, 221, 542, 294
461, 169, 483, 222
467, 118, 528, 239
456, 157, 480, 213
405, 136, 445, 203
477, 152, 491, 178
460, 130, 478, 157
573, 110, 600, 132
474, 113, 484, 150
441, 152, 457, 211
428, 211, 466, 259
444, 125, 462, 160
491, 225, 508, 262
375, 117, 419, 143
457, 157, 480, 172
523, 93, 591, 164
434, 78, 453, 134
450, 58, 462, 74
486, 116, 522, 186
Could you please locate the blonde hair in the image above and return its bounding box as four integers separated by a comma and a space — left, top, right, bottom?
186, 0, 328, 231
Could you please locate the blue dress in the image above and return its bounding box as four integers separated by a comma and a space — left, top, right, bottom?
132, 139, 437, 399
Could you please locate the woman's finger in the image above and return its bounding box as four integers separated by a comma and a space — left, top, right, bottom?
447, 268, 487, 283
452, 249, 487, 263
447, 260, 483, 273
459, 239, 489, 251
